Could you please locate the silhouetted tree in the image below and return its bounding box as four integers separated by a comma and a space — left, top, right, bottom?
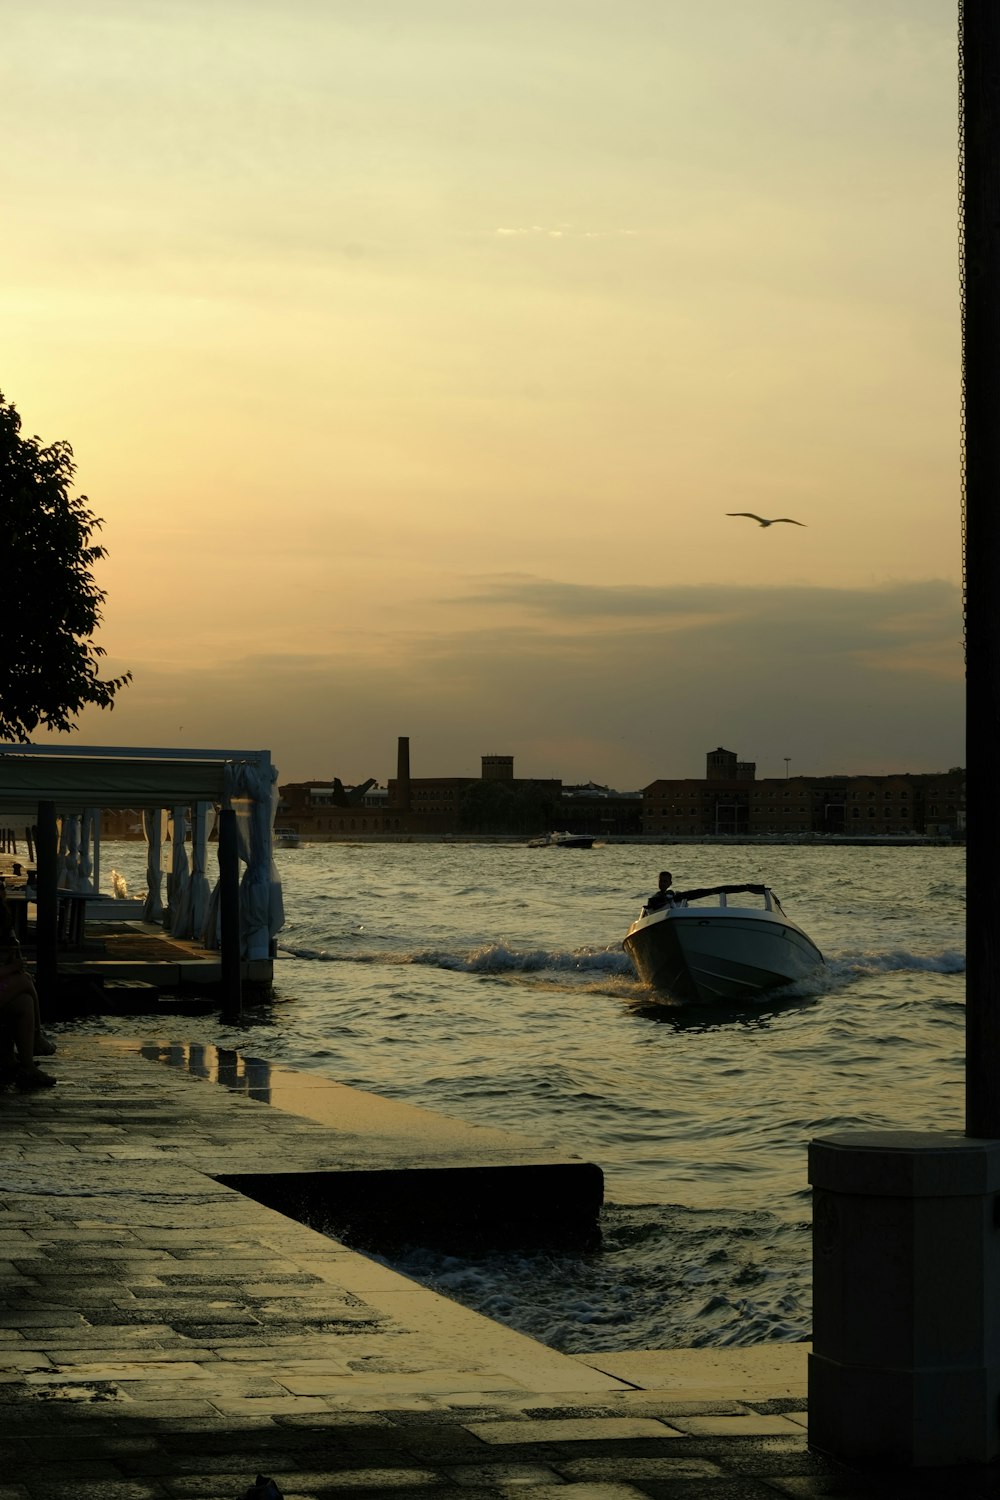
458, 779, 557, 835
513, 780, 558, 834
1, 393, 131, 741
458, 779, 517, 833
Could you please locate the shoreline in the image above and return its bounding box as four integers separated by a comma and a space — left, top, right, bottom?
103, 831, 962, 848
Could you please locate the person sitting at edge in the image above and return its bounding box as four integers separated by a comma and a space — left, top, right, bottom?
645, 871, 674, 912
0, 889, 57, 1090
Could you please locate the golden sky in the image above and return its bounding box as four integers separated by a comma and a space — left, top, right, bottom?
5, 0, 963, 786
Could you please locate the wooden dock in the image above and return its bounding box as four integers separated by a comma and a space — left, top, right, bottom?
20, 916, 274, 1012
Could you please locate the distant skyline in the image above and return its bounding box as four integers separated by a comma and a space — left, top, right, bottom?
6, 2, 962, 784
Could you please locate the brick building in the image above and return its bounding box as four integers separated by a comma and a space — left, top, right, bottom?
641, 747, 965, 838
278, 740, 564, 838
276, 740, 964, 841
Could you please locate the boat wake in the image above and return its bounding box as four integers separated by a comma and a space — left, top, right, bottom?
623, 945, 967, 1024
792, 947, 965, 996
830, 947, 965, 975
277, 941, 964, 1006
278, 939, 634, 978
416, 942, 635, 977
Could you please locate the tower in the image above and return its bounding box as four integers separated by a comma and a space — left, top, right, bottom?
706, 747, 738, 781
396, 736, 411, 809
481, 755, 514, 782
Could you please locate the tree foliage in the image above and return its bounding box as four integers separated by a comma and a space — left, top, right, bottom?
457, 778, 557, 835
0, 393, 131, 741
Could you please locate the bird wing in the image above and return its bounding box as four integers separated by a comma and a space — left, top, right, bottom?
772, 518, 806, 526
726, 512, 766, 522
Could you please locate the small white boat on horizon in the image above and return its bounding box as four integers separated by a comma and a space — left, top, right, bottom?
528, 831, 596, 850
623, 882, 823, 1003
273, 827, 301, 848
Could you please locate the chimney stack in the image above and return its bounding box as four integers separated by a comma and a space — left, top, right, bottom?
397, 736, 411, 809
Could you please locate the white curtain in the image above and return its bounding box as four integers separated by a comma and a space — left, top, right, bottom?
189, 802, 214, 939
201, 867, 221, 950
82, 809, 98, 895
59, 814, 92, 891
57, 816, 72, 889
166, 806, 192, 935
200, 761, 284, 956
221, 759, 284, 959
142, 809, 164, 923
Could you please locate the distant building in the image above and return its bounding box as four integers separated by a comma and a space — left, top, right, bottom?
279, 739, 563, 838
706, 746, 738, 781
481, 755, 514, 781
387, 740, 561, 835
642, 749, 965, 838
275, 740, 963, 842
276, 777, 398, 837
559, 782, 643, 837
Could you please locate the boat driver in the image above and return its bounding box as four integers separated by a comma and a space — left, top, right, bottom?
645, 871, 674, 912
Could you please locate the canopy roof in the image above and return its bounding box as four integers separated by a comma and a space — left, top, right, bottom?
0, 744, 274, 817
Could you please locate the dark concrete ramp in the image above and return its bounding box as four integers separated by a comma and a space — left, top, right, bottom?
104, 1039, 603, 1251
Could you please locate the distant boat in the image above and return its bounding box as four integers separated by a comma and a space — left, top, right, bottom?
527, 831, 596, 850
273, 827, 301, 848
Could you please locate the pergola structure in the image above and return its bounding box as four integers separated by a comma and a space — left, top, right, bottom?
0, 744, 284, 993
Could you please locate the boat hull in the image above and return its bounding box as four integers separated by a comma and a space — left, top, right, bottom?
623, 908, 823, 1003
529, 832, 595, 849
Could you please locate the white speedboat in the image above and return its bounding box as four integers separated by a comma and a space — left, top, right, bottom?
527, 831, 596, 849
623, 883, 823, 1003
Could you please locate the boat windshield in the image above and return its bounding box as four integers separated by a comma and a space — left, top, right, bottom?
671, 883, 772, 907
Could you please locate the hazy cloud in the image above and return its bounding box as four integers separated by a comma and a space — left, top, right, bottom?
59, 576, 963, 788
451, 576, 962, 663
494, 226, 639, 239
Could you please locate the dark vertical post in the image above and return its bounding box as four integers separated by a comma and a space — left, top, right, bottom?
218, 807, 242, 1023
397, 735, 411, 809
34, 801, 59, 1012
964, 3, 1000, 1137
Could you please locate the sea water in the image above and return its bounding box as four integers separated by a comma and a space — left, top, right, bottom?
87, 840, 965, 1353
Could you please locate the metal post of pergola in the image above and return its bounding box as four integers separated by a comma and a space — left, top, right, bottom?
962, 0, 1000, 1139
807, 7, 1000, 1467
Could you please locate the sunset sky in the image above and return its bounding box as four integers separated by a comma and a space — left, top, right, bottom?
5, 0, 962, 788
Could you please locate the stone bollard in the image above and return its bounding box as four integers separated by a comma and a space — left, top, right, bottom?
809, 1131, 1000, 1467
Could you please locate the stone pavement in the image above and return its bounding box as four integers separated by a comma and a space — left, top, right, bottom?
0, 1036, 994, 1499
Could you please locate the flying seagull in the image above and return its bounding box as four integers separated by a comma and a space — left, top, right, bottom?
726, 512, 806, 527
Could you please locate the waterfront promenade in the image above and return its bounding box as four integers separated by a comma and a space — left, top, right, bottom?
0, 1038, 991, 1498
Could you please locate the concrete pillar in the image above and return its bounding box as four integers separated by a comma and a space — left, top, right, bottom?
809, 1131, 1000, 1466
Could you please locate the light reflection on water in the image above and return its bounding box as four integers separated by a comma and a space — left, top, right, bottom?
84, 840, 964, 1351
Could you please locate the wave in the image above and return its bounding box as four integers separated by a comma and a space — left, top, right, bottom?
416, 943, 635, 976
278, 939, 635, 977
278, 939, 963, 981
819, 947, 964, 982
748, 946, 966, 996
621, 947, 967, 1023
353, 1202, 811, 1353
763, 947, 965, 1005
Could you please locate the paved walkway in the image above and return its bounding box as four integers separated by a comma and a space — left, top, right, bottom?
0, 1037, 992, 1498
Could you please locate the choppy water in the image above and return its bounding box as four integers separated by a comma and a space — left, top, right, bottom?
84, 840, 965, 1354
